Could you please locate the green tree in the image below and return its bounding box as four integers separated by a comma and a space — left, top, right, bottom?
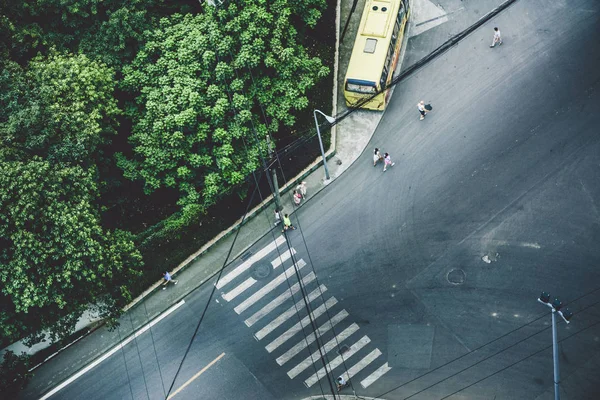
0, 350, 32, 396
0, 0, 199, 65
0, 159, 143, 345
120, 1, 329, 215
0, 53, 120, 165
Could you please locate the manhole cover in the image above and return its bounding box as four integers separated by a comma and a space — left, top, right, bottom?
447, 269, 466, 285
338, 345, 350, 355
251, 261, 272, 280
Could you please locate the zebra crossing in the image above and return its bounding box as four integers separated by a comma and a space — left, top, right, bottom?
218, 236, 392, 389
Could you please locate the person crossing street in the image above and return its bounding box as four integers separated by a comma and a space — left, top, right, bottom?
490, 27, 503, 47
282, 214, 296, 232
383, 152, 395, 172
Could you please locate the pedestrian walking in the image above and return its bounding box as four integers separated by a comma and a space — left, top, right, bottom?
298, 181, 307, 197
274, 208, 281, 226
417, 100, 428, 120
383, 152, 395, 172
373, 148, 383, 167
282, 214, 296, 232
162, 271, 178, 290
490, 27, 502, 47
293, 190, 302, 205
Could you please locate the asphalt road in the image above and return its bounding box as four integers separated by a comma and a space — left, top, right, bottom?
34, 0, 600, 399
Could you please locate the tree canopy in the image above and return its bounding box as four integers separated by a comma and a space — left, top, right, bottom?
0, 53, 120, 166
0, 159, 142, 344
119, 1, 329, 214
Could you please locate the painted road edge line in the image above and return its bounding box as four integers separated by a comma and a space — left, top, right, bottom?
39, 299, 186, 400
167, 352, 226, 399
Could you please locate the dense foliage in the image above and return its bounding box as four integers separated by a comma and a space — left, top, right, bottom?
120, 2, 329, 217
1, 53, 120, 165
0, 0, 330, 359
0, 159, 142, 343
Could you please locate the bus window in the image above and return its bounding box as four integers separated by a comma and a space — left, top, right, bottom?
346, 79, 377, 94
380, 67, 389, 87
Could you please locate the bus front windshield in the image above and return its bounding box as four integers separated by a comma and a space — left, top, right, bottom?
346, 79, 378, 94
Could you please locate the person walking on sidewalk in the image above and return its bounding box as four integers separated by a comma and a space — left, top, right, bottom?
162, 271, 178, 290
490, 27, 503, 47
373, 148, 383, 167
274, 208, 281, 226
282, 214, 296, 232
417, 100, 428, 120
297, 181, 307, 197
293, 190, 302, 205
383, 152, 395, 172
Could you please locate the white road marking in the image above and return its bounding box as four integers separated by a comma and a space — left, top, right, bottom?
254, 285, 327, 340
38, 300, 186, 400
277, 309, 349, 366
234, 260, 307, 314
216, 236, 285, 289
222, 278, 256, 302
244, 272, 316, 325
287, 323, 359, 378
360, 361, 391, 388
266, 297, 338, 353
221, 248, 296, 302
339, 348, 382, 383
304, 335, 371, 387
271, 248, 296, 268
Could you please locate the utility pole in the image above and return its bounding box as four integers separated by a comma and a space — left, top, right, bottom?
538, 292, 573, 400
266, 135, 282, 213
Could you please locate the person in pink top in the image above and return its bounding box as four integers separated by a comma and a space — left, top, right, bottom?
293, 190, 302, 205
383, 152, 395, 172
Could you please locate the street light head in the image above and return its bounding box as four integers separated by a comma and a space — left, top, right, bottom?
539, 292, 551, 304
324, 115, 336, 124
559, 308, 573, 322
551, 298, 562, 311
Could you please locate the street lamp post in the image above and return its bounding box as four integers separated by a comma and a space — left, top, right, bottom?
313, 109, 335, 181
537, 292, 573, 400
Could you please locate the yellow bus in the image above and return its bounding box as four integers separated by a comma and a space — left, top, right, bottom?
344, 0, 410, 111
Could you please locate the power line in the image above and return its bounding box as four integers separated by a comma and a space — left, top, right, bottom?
400, 299, 600, 400
440, 318, 600, 400
221, 48, 334, 398
374, 286, 600, 399
164, 180, 261, 398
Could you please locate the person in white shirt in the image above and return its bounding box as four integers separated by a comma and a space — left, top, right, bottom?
417, 100, 427, 120
336, 375, 347, 392
490, 27, 503, 47
373, 148, 383, 166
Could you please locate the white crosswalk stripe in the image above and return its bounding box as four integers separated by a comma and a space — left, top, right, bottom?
360, 362, 391, 388
244, 272, 316, 326
221, 248, 296, 302
234, 260, 307, 314
222, 278, 255, 302
216, 236, 286, 289
254, 285, 327, 340
339, 348, 382, 383
277, 309, 349, 366
287, 323, 359, 379
304, 335, 371, 387
266, 297, 338, 353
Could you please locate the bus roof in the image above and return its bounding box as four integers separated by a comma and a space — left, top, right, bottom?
345, 0, 401, 84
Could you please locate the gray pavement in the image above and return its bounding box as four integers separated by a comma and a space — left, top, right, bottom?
19, 0, 600, 399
